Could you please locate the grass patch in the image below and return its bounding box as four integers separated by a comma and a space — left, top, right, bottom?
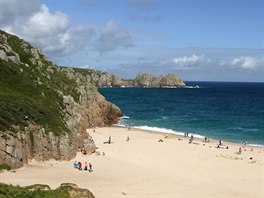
0, 183, 70, 198
0, 183, 95, 198
0, 164, 11, 171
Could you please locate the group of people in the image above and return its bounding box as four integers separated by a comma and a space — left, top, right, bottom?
73, 161, 93, 172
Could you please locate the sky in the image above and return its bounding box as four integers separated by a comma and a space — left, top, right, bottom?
0, 0, 263, 82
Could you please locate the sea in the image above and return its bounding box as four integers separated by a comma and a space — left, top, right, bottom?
98, 82, 264, 147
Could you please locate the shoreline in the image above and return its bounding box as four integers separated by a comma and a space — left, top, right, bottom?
115, 123, 264, 148
1, 126, 263, 198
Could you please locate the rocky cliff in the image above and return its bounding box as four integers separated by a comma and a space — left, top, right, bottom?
73, 69, 185, 88
0, 30, 122, 168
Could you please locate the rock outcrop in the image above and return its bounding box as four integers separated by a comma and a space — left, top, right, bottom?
73, 68, 185, 88
0, 30, 122, 168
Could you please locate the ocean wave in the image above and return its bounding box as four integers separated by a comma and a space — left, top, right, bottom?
120, 115, 130, 119
130, 125, 205, 139
247, 144, 264, 148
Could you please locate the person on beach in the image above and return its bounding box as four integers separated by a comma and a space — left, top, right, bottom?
128, 126, 131, 131
78, 162, 82, 170
127, 136, 130, 142
73, 161, 78, 169
238, 147, 242, 154
189, 135, 193, 143
84, 162, 88, 171
219, 140, 222, 145
89, 163, 93, 172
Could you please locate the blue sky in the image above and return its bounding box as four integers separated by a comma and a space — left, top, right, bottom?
1, 0, 263, 81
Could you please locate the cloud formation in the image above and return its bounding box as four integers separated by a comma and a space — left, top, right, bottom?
229, 56, 264, 70
94, 21, 132, 55
108, 54, 264, 80
1, 2, 84, 57
172, 54, 211, 69
1, 1, 133, 58
0, 0, 41, 26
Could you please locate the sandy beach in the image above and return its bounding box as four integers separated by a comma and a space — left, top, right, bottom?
1, 126, 263, 198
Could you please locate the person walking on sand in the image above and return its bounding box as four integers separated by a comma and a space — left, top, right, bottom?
84, 162, 88, 171
108, 136, 111, 144
127, 136, 130, 142
89, 163, 93, 172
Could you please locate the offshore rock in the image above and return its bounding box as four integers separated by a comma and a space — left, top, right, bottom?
72, 68, 185, 88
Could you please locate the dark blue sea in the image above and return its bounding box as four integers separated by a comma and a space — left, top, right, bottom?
98, 82, 264, 147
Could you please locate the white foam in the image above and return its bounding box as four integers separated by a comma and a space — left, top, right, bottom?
185, 85, 200, 89
114, 124, 126, 128
134, 126, 176, 134
132, 125, 205, 139
247, 144, 264, 148
119, 116, 130, 119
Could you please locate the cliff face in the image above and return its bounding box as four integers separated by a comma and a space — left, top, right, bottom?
73, 68, 185, 88
0, 30, 122, 168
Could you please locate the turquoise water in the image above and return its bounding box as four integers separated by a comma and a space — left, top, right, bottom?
98, 82, 264, 147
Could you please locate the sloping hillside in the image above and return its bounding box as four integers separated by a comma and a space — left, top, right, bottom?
0, 30, 122, 168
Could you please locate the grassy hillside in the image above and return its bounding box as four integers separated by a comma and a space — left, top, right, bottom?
0, 30, 78, 134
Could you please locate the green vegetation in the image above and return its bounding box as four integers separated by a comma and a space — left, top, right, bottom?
0, 163, 11, 171
0, 183, 69, 198
0, 30, 80, 135
71, 67, 108, 77
0, 183, 95, 198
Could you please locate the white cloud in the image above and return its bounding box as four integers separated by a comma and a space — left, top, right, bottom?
157, 54, 212, 71
172, 54, 210, 66
94, 21, 132, 55
1, 0, 133, 58
23, 5, 69, 38
0, 2, 88, 57
0, 0, 41, 26
230, 56, 264, 70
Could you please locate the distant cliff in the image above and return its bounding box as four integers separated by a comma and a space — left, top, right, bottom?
73, 68, 185, 88
0, 30, 122, 168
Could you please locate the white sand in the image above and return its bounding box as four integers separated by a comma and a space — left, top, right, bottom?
1, 126, 263, 198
